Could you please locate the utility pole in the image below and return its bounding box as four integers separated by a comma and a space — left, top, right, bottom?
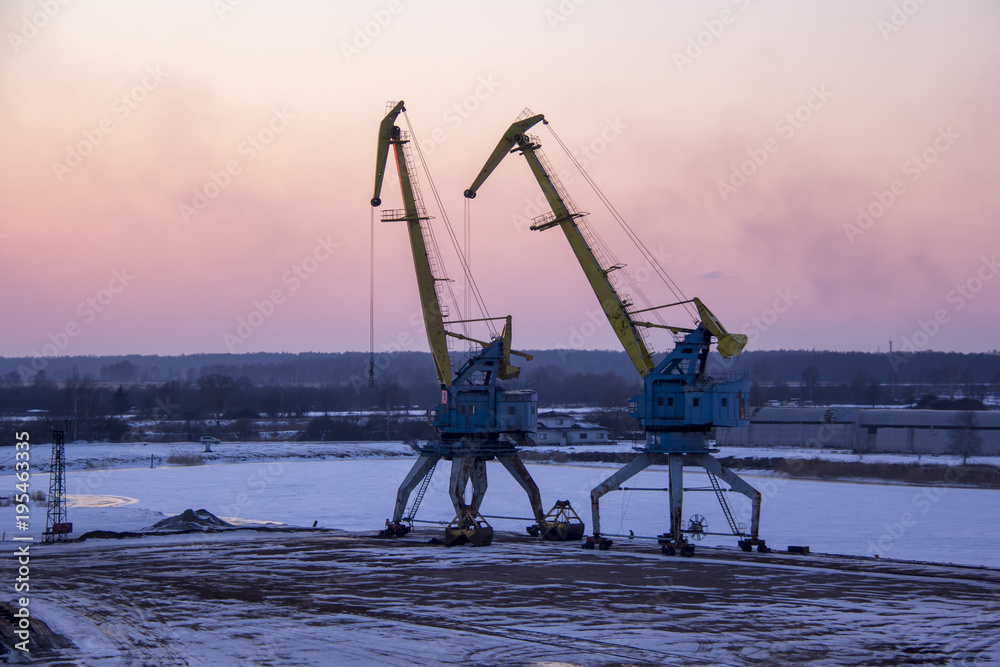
44, 420, 72, 543
889, 340, 896, 402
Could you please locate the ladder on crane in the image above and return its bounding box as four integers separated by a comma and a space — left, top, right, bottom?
404, 459, 438, 523
707, 471, 743, 536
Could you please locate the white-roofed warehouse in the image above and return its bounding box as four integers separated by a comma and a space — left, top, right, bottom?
716, 407, 1000, 455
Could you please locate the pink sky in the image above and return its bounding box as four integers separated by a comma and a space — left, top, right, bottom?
1, 0, 998, 358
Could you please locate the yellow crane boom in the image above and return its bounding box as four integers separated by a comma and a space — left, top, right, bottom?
465, 114, 657, 377
372, 101, 452, 388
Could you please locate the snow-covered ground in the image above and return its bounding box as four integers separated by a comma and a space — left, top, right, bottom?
2, 450, 997, 568
0, 440, 414, 474
536, 441, 1000, 466
3, 443, 999, 665
25, 530, 1000, 667
6, 439, 998, 477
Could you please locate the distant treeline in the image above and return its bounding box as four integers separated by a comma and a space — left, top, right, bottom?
712, 349, 1000, 387
0, 350, 635, 387
0, 351, 997, 429
2, 349, 998, 387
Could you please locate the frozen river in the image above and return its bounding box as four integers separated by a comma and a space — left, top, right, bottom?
30, 457, 1000, 569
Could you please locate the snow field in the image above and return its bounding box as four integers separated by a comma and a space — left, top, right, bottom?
3, 454, 996, 568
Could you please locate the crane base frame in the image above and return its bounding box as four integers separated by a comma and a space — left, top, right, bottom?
588, 451, 762, 548
386, 446, 584, 542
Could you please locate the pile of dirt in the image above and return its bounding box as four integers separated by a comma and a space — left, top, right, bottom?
145, 508, 232, 532
77, 530, 144, 541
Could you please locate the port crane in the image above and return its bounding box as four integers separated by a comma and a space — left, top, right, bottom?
371, 102, 583, 546
464, 111, 767, 554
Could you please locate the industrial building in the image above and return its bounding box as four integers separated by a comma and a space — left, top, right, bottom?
716, 407, 1000, 455
535, 411, 613, 446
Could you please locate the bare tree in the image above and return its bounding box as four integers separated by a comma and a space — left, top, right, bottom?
866, 378, 881, 407
64, 376, 98, 441
197, 374, 236, 428
850, 370, 867, 405
375, 375, 402, 440
948, 410, 983, 465
801, 366, 819, 403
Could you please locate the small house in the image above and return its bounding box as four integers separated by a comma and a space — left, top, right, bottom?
535, 411, 613, 446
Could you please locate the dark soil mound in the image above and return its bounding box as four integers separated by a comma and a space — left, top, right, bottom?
146, 508, 232, 532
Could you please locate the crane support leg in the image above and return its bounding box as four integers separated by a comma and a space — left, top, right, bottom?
690, 453, 762, 540
471, 457, 488, 511
589, 452, 661, 537
449, 457, 471, 514
449, 456, 488, 514
391, 454, 439, 524
668, 455, 684, 543
496, 455, 547, 525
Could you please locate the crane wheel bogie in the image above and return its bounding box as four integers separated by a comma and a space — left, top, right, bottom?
378, 521, 411, 539
582, 535, 613, 550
